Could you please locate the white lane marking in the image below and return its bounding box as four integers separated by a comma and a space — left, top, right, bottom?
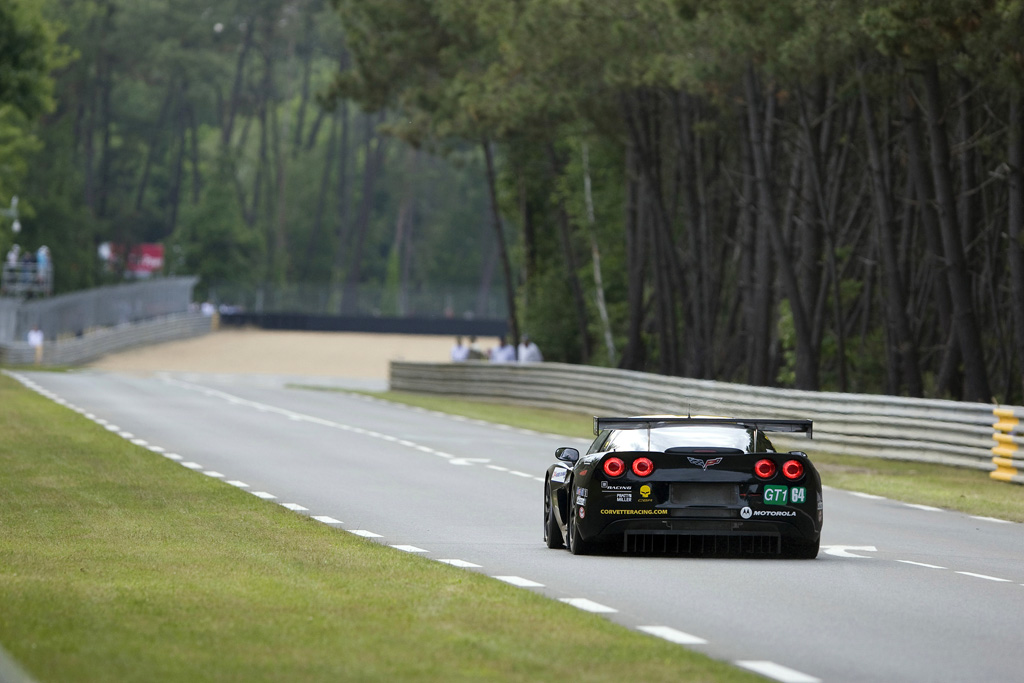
970, 515, 1012, 524
534, 477, 545, 482
204, 471, 225, 478
956, 571, 1012, 582
448, 457, 490, 466
251, 491, 277, 500
180, 462, 203, 470
495, 576, 544, 588
164, 453, 183, 461
147, 446, 165, 453
131, 438, 149, 446
280, 503, 308, 511
736, 660, 820, 683
312, 516, 343, 525
94, 418, 108, 425
849, 492, 886, 500
897, 560, 946, 569
508, 471, 533, 478
904, 503, 943, 512
487, 465, 510, 472
437, 559, 482, 568
349, 530, 383, 538
637, 625, 707, 645
821, 545, 877, 558
391, 545, 428, 553
560, 598, 617, 613
103, 424, 119, 431
227, 480, 249, 488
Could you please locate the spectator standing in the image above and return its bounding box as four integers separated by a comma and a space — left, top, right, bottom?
467, 335, 486, 360
450, 336, 470, 362
518, 334, 543, 362
27, 325, 43, 365
490, 336, 516, 363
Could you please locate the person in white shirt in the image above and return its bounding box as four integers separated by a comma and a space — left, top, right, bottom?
450, 336, 470, 362
490, 336, 516, 363
27, 325, 43, 364
518, 334, 543, 362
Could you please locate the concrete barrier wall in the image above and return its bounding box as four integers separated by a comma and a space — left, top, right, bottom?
390, 361, 1019, 479
0, 312, 212, 366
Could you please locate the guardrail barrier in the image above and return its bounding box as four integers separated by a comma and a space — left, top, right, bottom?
390, 361, 1023, 484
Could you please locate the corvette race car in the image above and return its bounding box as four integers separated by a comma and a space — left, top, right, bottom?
543, 416, 822, 558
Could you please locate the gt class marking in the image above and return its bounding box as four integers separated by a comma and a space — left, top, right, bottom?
763, 485, 788, 505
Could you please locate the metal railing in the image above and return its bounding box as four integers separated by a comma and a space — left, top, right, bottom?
991, 408, 1024, 484
389, 361, 1022, 483
1, 262, 52, 297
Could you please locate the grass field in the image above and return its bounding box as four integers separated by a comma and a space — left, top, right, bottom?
0, 373, 764, 683
346, 390, 1024, 524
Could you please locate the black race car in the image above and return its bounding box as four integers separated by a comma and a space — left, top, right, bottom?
543, 416, 822, 558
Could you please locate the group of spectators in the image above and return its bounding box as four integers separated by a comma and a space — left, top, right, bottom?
450, 334, 543, 363
2, 243, 52, 297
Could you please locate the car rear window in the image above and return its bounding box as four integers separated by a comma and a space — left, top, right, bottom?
598, 425, 771, 454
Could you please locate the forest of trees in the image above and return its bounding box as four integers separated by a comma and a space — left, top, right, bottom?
3, 0, 1024, 405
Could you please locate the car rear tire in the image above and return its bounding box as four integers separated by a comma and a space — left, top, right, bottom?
786, 536, 819, 559
544, 484, 564, 549
567, 506, 591, 555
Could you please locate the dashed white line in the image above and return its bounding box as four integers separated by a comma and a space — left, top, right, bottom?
736, 660, 820, 683
956, 571, 1012, 582
131, 438, 149, 446
494, 576, 544, 588
904, 503, 943, 512
280, 503, 308, 511
251, 491, 277, 500
180, 462, 203, 470
204, 471, 225, 478
147, 446, 165, 453
349, 530, 383, 538
163, 453, 183, 461
487, 465, 510, 472
226, 480, 249, 488
437, 559, 482, 568
391, 545, 428, 553
897, 560, 947, 570
970, 515, 1012, 524
559, 598, 617, 613
508, 471, 533, 478
637, 625, 707, 645
849, 492, 886, 500
312, 515, 343, 525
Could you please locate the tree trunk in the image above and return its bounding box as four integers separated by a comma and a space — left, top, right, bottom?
744, 63, 817, 389
1007, 90, 1024, 401
857, 63, 923, 396
581, 142, 613, 365
482, 138, 520, 352
341, 114, 386, 314
920, 59, 991, 402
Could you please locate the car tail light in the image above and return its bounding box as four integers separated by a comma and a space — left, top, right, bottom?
603, 457, 626, 478
782, 459, 805, 480
632, 457, 654, 477
754, 459, 776, 479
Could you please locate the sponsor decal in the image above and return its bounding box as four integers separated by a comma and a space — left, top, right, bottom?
740, 506, 753, 519
578, 506, 586, 519
600, 509, 669, 515
752, 510, 797, 518
601, 482, 631, 491
791, 487, 807, 504
575, 495, 587, 506
687, 456, 724, 470
551, 468, 568, 483
616, 493, 632, 502
763, 485, 788, 505
639, 485, 652, 499
576, 486, 588, 499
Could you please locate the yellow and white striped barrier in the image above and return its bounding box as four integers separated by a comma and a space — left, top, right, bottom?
992, 407, 1024, 484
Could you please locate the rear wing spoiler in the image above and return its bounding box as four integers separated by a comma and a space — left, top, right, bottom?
593, 416, 813, 438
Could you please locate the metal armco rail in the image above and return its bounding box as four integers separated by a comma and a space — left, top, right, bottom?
390, 361, 1024, 485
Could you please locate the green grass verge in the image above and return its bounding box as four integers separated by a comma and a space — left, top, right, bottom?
336, 389, 1024, 524
0, 374, 762, 683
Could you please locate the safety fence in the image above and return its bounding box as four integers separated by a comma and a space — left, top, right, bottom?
390, 361, 1024, 484
0, 311, 212, 366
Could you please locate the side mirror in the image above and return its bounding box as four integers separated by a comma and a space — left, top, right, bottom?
555, 447, 580, 463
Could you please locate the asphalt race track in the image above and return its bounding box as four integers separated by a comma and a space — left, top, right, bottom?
12, 369, 1024, 683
